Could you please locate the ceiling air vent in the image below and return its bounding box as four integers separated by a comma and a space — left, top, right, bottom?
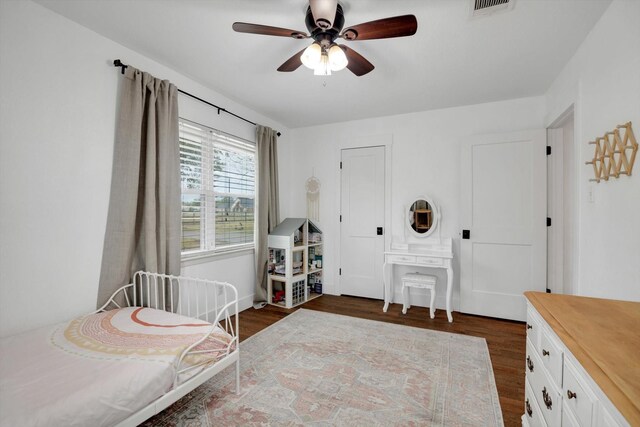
471, 0, 515, 17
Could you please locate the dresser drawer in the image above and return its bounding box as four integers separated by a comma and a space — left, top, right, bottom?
416, 256, 443, 266
540, 329, 563, 388
526, 308, 542, 352
537, 382, 561, 427
564, 359, 595, 427
387, 254, 416, 264
598, 404, 623, 427
562, 403, 581, 427
526, 340, 562, 427
524, 378, 547, 427
525, 339, 543, 388
525, 339, 538, 379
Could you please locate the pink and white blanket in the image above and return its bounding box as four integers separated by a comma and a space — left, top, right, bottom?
0, 307, 234, 427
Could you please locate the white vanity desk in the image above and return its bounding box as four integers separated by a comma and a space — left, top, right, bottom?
382, 239, 454, 322
383, 195, 454, 322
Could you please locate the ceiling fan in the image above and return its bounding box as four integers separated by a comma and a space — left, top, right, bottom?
232, 0, 418, 76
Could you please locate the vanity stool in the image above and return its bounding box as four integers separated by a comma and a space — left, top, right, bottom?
401, 273, 437, 319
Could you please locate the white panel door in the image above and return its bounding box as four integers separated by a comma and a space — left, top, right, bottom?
340, 146, 385, 299
460, 130, 547, 321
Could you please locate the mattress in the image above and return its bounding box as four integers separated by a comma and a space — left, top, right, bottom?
0, 307, 234, 427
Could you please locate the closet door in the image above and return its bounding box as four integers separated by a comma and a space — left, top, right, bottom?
460, 130, 547, 321
340, 146, 385, 299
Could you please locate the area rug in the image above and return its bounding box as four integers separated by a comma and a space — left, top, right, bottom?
143, 309, 503, 426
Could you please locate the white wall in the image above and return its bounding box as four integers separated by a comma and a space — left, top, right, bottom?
281, 96, 547, 310
0, 0, 289, 337
545, 0, 640, 301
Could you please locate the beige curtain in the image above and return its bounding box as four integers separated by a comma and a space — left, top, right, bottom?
97, 66, 180, 307
254, 125, 280, 306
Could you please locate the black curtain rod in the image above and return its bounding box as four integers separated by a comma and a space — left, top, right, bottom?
113, 59, 281, 137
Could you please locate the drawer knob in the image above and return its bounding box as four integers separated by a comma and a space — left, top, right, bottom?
567, 390, 577, 400
542, 387, 553, 410
525, 398, 533, 417
526, 356, 534, 372
527, 324, 532, 330
542, 349, 550, 357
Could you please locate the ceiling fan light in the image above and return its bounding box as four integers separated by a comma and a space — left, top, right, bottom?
313, 53, 331, 76
328, 44, 348, 71
309, 0, 338, 29
301, 43, 322, 69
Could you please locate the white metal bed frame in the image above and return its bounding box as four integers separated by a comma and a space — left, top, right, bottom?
96, 271, 240, 427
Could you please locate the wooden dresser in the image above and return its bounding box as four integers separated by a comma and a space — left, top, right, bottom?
523, 292, 640, 427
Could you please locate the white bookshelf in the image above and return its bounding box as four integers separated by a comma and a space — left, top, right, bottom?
267, 218, 323, 308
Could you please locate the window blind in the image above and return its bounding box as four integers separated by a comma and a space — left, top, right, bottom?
179, 119, 255, 254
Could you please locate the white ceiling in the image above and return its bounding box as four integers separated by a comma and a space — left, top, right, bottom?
35, 0, 611, 128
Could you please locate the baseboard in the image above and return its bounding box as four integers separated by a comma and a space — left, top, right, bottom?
237, 291, 457, 312
237, 293, 254, 313
200, 293, 254, 320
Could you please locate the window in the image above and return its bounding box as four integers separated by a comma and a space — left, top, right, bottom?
179, 119, 255, 255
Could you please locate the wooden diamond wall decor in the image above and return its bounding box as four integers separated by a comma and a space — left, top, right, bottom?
586, 122, 637, 183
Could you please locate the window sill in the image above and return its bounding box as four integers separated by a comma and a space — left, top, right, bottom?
181, 246, 255, 267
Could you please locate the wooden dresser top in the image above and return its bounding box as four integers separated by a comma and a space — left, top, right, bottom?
525, 291, 640, 425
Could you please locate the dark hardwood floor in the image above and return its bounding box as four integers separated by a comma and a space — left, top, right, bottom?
237, 294, 526, 427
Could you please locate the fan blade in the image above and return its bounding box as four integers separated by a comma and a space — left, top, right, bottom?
232, 22, 308, 39
277, 48, 307, 72
340, 15, 417, 41
340, 45, 374, 76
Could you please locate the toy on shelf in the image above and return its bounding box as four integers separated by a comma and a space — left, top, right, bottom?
272, 290, 285, 303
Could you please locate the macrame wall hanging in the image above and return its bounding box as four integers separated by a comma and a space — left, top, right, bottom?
306, 171, 321, 222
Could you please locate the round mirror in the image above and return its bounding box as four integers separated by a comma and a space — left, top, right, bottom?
407, 196, 439, 238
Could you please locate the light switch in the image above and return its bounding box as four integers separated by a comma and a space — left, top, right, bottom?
587, 185, 595, 203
